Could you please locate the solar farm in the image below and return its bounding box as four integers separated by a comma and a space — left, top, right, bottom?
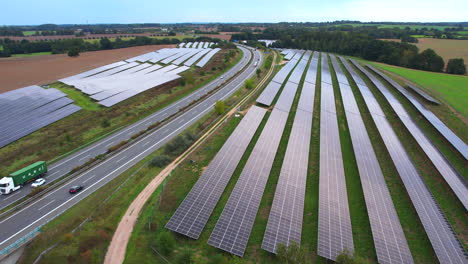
163, 49, 468, 263
0, 42, 221, 148
60, 43, 220, 107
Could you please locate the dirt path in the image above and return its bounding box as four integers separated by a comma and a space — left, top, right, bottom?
0, 45, 174, 93
103, 50, 277, 264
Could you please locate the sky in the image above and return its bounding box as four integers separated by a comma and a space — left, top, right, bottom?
2, 0, 467, 25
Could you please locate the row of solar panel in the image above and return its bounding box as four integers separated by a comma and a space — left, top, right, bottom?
179, 42, 215, 49
0, 86, 81, 148
345, 58, 467, 264
164, 49, 466, 263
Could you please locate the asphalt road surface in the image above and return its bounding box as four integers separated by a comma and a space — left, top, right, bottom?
0, 45, 261, 252
0, 45, 255, 211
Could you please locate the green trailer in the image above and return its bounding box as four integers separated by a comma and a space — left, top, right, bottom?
0, 161, 48, 194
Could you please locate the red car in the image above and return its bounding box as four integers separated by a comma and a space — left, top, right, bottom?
68, 185, 83, 194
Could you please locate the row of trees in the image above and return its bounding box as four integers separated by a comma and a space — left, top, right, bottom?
248, 29, 464, 74
0, 36, 219, 57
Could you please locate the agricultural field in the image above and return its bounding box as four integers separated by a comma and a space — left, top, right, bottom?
83, 35, 193, 44
414, 38, 468, 65
338, 23, 461, 31
0, 44, 175, 93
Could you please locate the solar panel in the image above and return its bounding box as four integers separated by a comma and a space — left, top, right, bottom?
284, 50, 296, 60
366, 64, 467, 160
317, 54, 354, 261
208, 65, 304, 256
353, 61, 468, 210
405, 83, 440, 104
345, 57, 468, 264
256, 81, 282, 106
161, 49, 193, 64
208, 108, 289, 257
196, 48, 221, 68
59, 61, 127, 83
184, 49, 211, 66
166, 106, 267, 239
262, 53, 317, 253
179, 42, 186, 48
330, 55, 413, 264
172, 49, 203, 65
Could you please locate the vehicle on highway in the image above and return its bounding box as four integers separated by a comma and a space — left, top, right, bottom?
0, 161, 48, 194
31, 178, 46, 188
220, 76, 224, 79
68, 186, 83, 194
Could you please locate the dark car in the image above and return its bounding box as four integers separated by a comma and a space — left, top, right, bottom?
69, 185, 83, 194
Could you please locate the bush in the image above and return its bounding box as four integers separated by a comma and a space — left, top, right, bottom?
155, 231, 175, 255
150, 155, 171, 168
164, 133, 196, 156
446, 58, 467, 75
67, 47, 80, 57
101, 119, 111, 128
276, 242, 306, 264
214, 100, 225, 114
244, 79, 255, 90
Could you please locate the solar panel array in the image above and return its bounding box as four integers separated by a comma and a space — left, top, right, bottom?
405, 83, 440, 105
346, 58, 468, 264
317, 53, 354, 261
59, 46, 222, 107
208, 51, 308, 257
165, 106, 267, 239
284, 50, 297, 60
256, 49, 304, 106
196, 48, 221, 67
0, 86, 81, 148
262, 52, 316, 254
366, 65, 467, 160
330, 55, 413, 264
358, 63, 468, 210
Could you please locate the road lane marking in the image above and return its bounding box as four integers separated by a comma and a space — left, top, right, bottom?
0, 47, 255, 247
142, 141, 150, 147
79, 155, 90, 162
83, 175, 96, 184
37, 200, 55, 211
106, 142, 115, 148
48, 170, 61, 177
116, 156, 128, 163
2, 191, 21, 201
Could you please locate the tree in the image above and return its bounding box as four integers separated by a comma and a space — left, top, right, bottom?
336, 249, 370, 264
214, 100, 225, 114
276, 242, 306, 264
155, 231, 175, 255
100, 119, 111, 128
446, 58, 467, 75
256, 68, 262, 77
244, 79, 255, 90
67, 47, 80, 57
100, 37, 112, 49
410, 49, 444, 72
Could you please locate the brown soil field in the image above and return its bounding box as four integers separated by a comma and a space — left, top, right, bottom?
201, 34, 232, 40
380, 38, 468, 65
0, 44, 175, 93
415, 38, 468, 65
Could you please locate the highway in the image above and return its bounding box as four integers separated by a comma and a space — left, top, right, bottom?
0, 45, 261, 252
0, 45, 256, 210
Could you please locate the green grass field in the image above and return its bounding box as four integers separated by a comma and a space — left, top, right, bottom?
11, 51, 53, 57
337, 24, 454, 30
366, 62, 468, 118
22, 30, 38, 36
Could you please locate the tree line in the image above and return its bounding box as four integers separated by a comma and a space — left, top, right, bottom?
233, 28, 466, 74
0, 36, 219, 57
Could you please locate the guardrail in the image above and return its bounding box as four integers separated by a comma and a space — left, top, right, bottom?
0, 226, 41, 258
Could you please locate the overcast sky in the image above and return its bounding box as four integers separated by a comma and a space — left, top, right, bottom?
2, 0, 467, 25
